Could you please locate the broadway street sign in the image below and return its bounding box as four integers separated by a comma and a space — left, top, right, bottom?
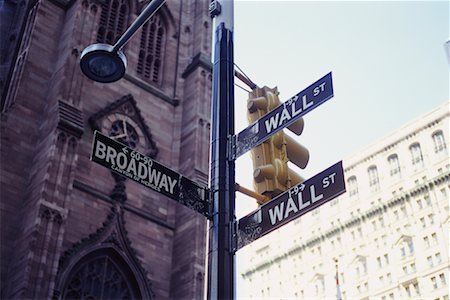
237, 161, 345, 250
91, 131, 210, 217
234, 72, 334, 159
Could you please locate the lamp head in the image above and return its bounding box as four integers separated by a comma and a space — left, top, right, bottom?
80, 43, 127, 83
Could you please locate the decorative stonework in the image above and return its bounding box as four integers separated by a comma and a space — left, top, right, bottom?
39, 202, 66, 225
54, 205, 154, 299
89, 94, 158, 158
57, 100, 84, 138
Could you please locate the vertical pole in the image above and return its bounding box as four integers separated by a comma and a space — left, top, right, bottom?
207, 1, 235, 299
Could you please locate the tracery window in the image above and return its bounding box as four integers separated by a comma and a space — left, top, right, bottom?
2, 1, 38, 112
97, 0, 130, 44
61, 249, 141, 299
137, 12, 166, 84
110, 119, 139, 148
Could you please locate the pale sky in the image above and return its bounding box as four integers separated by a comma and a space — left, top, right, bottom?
233, 0, 449, 217
232, 0, 448, 294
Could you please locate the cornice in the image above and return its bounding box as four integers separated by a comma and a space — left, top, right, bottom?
123, 74, 179, 106
345, 111, 449, 172
181, 53, 212, 79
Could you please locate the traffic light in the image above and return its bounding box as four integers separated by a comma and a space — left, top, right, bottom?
247, 86, 309, 205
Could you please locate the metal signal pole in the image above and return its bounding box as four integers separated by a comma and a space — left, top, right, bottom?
207, 1, 236, 299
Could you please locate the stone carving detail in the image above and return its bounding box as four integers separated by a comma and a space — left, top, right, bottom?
39, 202, 67, 224
89, 94, 158, 158
54, 206, 154, 299
57, 100, 84, 138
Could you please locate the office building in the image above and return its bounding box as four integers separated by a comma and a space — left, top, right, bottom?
240, 101, 449, 300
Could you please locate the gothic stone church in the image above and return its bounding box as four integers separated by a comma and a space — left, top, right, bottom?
1, 0, 212, 298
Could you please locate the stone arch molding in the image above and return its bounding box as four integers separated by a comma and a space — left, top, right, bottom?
53, 206, 154, 299
89, 94, 158, 158
135, 0, 177, 33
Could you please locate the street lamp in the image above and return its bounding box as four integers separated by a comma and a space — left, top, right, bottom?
80, 0, 165, 83
80, 43, 126, 83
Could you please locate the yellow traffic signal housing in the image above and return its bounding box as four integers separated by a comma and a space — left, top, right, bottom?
247, 86, 309, 205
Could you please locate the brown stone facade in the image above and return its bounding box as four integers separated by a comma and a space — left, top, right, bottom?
0, 0, 212, 299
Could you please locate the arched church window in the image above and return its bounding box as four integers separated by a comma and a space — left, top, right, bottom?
97, 0, 130, 44
61, 248, 142, 299
137, 12, 166, 84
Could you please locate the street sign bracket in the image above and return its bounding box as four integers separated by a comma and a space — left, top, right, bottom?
206, 190, 214, 220
227, 134, 237, 161
230, 218, 238, 253
236, 161, 345, 250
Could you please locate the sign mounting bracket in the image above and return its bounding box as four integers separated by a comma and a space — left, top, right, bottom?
230, 218, 238, 254
227, 134, 237, 161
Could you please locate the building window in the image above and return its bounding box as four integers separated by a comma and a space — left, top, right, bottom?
2, 1, 39, 113
427, 256, 433, 267
431, 277, 438, 289
413, 282, 420, 295
428, 213, 435, 225
409, 143, 423, 166
401, 206, 407, 217
416, 199, 423, 209
137, 12, 166, 84
408, 241, 414, 254
355, 258, 367, 277
405, 285, 411, 297
97, 0, 130, 44
372, 220, 377, 231
110, 120, 139, 148
394, 210, 399, 220
400, 247, 406, 258
432, 131, 447, 153
402, 266, 408, 274
431, 233, 438, 245
61, 249, 142, 299
368, 166, 380, 191
347, 176, 358, 197
435, 252, 442, 263
420, 217, 426, 228
388, 154, 401, 177
314, 277, 324, 296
